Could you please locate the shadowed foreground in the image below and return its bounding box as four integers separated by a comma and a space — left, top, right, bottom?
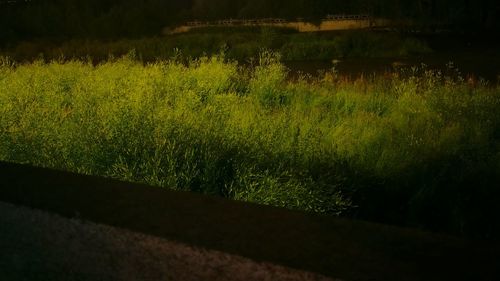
0, 201, 332, 281
0, 161, 499, 281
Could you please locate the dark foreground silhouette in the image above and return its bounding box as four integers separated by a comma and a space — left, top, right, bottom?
0, 161, 498, 281
0, 201, 331, 281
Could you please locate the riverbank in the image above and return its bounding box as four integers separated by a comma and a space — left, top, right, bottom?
3, 30, 499, 82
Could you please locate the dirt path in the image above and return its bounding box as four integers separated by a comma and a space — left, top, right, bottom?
0, 201, 335, 281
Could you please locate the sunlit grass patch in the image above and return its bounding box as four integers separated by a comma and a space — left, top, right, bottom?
0, 54, 499, 238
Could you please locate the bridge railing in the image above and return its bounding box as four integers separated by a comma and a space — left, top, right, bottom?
185, 15, 370, 28
186, 19, 285, 26
324, 14, 371, 20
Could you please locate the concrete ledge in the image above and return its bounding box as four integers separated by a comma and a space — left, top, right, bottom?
0, 161, 498, 281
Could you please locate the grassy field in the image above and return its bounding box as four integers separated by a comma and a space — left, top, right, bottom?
0, 53, 499, 238
2, 29, 431, 63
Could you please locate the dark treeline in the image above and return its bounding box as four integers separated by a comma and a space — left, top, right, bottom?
1, 0, 499, 43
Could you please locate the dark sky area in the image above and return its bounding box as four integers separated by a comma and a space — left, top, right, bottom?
1, 0, 499, 41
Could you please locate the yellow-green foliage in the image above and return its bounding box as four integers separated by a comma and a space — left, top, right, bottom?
1, 54, 499, 236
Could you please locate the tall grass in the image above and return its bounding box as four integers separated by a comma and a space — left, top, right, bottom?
0, 53, 499, 238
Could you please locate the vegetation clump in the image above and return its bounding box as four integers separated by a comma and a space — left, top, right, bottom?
0, 53, 499, 238
1, 30, 431, 63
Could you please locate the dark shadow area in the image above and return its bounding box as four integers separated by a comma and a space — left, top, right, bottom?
0, 161, 498, 281
1, 0, 499, 43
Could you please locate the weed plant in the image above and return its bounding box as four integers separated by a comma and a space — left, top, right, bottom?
0, 52, 498, 238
